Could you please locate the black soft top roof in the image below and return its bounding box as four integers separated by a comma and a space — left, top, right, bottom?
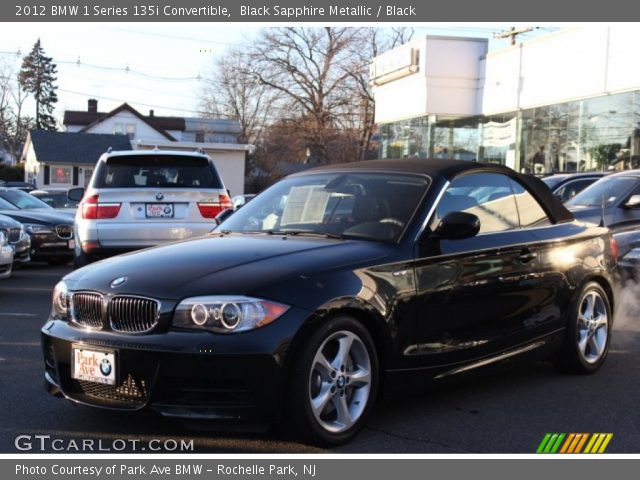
305, 158, 574, 224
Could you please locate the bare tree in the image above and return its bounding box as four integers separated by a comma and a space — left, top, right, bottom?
200, 48, 279, 145
1, 62, 32, 163
342, 27, 414, 161
245, 27, 364, 164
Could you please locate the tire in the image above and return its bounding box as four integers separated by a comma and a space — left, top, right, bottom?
287, 316, 379, 446
73, 251, 92, 269
553, 282, 612, 374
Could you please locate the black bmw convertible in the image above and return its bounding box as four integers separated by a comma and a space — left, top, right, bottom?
42, 159, 617, 445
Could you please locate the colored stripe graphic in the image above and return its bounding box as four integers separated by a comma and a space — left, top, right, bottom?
538, 433, 613, 454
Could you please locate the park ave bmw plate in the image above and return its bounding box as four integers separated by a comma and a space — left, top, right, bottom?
72, 347, 116, 385
145, 203, 174, 218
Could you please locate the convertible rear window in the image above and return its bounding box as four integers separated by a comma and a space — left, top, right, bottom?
93, 155, 223, 189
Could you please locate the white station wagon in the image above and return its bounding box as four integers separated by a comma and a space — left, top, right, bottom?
71, 149, 232, 268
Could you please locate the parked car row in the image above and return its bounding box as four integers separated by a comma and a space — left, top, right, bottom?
0, 187, 75, 278
537, 169, 640, 280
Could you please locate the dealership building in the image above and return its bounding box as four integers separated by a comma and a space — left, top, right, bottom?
372, 26, 640, 173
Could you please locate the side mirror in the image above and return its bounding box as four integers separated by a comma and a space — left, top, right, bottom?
624, 195, 640, 209
435, 211, 481, 240
232, 195, 246, 210
214, 208, 234, 226
68, 187, 85, 203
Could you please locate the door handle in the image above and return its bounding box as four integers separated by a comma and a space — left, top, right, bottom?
518, 249, 536, 263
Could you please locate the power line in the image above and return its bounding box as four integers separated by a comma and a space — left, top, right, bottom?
101, 26, 243, 47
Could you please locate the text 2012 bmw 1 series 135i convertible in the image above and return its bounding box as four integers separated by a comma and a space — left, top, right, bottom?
42, 159, 617, 445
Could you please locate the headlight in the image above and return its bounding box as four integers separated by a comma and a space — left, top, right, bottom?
173, 296, 290, 333
0, 230, 6, 246
51, 281, 70, 319
24, 223, 52, 234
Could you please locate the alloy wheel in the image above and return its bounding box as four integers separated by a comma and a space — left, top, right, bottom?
308, 330, 372, 434
577, 290, 608, 364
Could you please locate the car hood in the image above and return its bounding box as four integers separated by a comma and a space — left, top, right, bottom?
0, 214, 21, 229
64, 234, 392, 300
0, 209, 74, 225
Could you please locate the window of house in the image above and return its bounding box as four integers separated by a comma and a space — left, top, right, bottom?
126, 124, 136, 140
195, 132, 205, 143
50, 165, 72, 185
113, 123, 124, 135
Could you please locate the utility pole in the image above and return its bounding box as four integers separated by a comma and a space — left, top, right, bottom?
494, 27, 537, 46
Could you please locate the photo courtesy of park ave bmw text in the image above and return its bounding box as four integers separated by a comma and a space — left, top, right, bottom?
1, 0, 640, 479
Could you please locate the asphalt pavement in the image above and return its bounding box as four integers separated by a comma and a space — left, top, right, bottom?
1, 263, 639, 453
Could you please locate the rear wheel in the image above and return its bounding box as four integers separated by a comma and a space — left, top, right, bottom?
554, 282, 611, 374
288, 317, 379, 446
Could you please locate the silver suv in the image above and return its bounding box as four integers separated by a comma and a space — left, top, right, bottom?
72, 150, 232, 268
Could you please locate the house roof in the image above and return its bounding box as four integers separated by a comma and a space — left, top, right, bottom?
70, 103, 178, 141
28, 130, 132, 165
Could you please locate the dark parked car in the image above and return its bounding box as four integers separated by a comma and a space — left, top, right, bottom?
0, 191, 74, 265
42, 159, 617, 445
542, 172, 609, 202
566, 170, 640, 278
0, 181, 37, 192
30, 189, 80, 211
0, 214, 30, 264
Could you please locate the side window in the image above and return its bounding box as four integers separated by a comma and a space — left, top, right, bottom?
556, 179, 595, 202
435, 173, 519, 234
509, 179, 551, 228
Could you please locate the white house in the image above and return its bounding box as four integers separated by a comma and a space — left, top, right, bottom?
61, 100, 251, 195
22, 130, 132, 188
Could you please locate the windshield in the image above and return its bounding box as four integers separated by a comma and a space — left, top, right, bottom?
94, 155, 223, 189
566, 176, 638, 207
0, 197, 18, 210
217, 172, 430, 242
32, 192, 78, 209
0, 190, 51, 209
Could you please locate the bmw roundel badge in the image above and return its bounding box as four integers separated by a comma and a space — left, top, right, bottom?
100, 358, 112, 376
110, 277, 127, 288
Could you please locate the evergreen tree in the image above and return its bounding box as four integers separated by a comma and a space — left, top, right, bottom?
19, 39, 58, 131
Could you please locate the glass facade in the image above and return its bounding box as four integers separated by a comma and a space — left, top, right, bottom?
379, 90, 640, 173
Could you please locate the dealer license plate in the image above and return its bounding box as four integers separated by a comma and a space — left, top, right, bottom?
72, 347, 116, 385
68, 239, 75, 249
146, 203, 174, 218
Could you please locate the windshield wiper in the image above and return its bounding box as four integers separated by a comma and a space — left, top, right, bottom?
268, 229, 346, 240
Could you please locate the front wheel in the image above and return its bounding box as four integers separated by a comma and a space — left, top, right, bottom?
287, 317, 379, 446
554, 282, 612, 374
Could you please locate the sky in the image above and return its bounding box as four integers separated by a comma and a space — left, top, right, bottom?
0, 24, 557, 122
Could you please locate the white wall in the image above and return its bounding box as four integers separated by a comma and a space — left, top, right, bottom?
481, 26, 640, 114
83, 111, 168, 143
209, 151, 246, 197
23, 141, 41, 185
373, 36, 488, 124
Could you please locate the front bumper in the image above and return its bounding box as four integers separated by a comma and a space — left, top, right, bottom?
12, 234, 31, 264
0, 245, 13, 278
41, 307, 310, 422
30, 231, 74, 260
